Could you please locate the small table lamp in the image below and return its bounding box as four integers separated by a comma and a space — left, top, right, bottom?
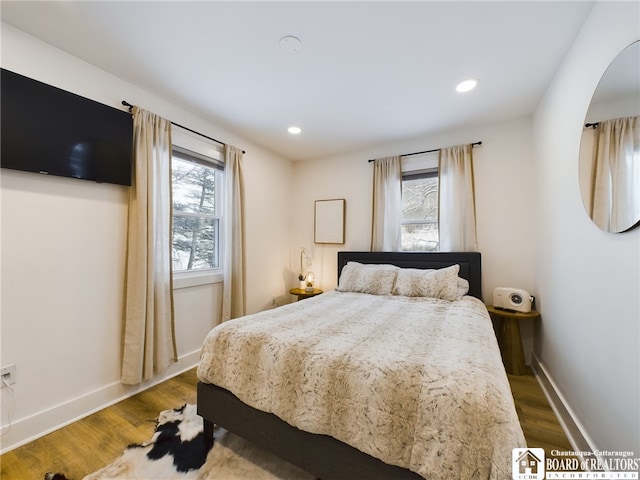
305, 272, 315, 292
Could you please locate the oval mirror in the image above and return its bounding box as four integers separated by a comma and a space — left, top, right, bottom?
579, 41, 640, 233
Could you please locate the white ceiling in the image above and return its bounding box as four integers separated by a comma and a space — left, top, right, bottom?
1, 1, 595, 161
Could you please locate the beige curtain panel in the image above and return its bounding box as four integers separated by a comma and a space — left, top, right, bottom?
121, 107, 177, 385
222, 145, 246, 321
591, 116, 640, 232
439, 144, 478, 251
371, 156, 402, 251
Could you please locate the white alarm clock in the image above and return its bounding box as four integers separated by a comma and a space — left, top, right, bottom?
492, 287, 534, 313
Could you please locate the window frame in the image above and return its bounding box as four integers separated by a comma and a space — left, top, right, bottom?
171, 144, 225, 288
401, 166, 440, 252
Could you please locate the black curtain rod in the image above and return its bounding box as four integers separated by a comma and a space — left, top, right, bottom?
367, 141, 482, 162
585, 122, 599, 129
122, 101, 245, 154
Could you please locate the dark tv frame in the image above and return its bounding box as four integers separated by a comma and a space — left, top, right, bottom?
1, 68, 133, 186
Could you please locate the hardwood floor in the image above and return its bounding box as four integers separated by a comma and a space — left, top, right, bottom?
1, 369, 571, 480
0, 368, 198, 480
508, 372, 573, 453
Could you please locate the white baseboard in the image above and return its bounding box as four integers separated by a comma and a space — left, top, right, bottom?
0, 350, 200, 454
530, 353, 597, 454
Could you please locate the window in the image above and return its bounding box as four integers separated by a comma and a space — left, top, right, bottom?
171, 146, 223, 272
401, 169, 439, 251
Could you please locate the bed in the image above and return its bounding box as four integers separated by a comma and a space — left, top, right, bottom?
197, 251, 525, 479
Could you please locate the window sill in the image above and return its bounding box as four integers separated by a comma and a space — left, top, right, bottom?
173, 270, 223, 289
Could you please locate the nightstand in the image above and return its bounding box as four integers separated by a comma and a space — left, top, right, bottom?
289, 287, 323, 301
486, 305, 540, 375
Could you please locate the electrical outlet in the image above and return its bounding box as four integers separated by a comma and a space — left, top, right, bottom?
1, 364, 16, 385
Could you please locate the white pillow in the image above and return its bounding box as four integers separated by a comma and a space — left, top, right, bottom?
456, 277, 470, 300
392, 264, 462, 301
336, 262, 399, 295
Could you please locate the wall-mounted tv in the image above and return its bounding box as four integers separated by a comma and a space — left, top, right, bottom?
1, 68, 133, 186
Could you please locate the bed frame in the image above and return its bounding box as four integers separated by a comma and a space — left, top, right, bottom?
197, 251, 482, 480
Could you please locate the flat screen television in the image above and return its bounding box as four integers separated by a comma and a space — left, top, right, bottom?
1, 68, 133, 186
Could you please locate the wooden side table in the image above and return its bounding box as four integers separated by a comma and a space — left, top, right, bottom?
486, 305, 540, 375
289, 287, 323, 301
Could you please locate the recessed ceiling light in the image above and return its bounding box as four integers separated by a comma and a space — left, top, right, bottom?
280, 36, 302, 54
288, 126, 302, 134
456, 79, 478, 93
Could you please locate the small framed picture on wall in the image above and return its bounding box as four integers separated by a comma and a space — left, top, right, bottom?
314, 199, 345, 244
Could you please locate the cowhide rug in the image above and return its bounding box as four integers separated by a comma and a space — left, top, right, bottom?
46, 404, 316, 480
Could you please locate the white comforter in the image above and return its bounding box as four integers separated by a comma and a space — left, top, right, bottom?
197, 291, 526, 479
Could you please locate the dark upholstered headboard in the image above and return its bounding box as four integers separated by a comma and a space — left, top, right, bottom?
337, 251, 482, 300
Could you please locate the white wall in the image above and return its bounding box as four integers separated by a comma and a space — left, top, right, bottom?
243, 147, 294, 313
0, 23, 292, 452
291, 117, 537, 301
533, 1, 639, 454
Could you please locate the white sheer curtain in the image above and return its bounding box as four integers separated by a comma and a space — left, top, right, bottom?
439, 144, 478, 251
371, 156, 402, 251
591, 116, 640, 232
222, 145, 246, 321
122, 107, 177, 385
